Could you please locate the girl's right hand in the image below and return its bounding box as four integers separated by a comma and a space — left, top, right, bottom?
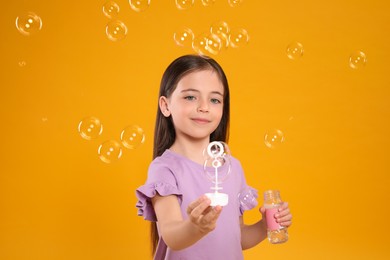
186, 195, 222, 234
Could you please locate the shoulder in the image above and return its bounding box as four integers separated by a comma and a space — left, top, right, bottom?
149, 150, 180, 170
147, 150, 182, 180
229, 155, 243, 169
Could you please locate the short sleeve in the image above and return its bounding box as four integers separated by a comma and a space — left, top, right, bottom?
135, 159, 183, 221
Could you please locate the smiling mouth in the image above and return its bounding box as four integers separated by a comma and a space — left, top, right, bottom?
192, 118, 210, 124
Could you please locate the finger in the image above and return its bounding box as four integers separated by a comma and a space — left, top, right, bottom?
190, 198, 212, 219
203, 206, 213, 215
259, 206, 266, 214
278, 202, 289, 211
279, 220, 292, 227
201, 205, 222, 223
276, 213, 292, 224
276, 208, 290, 218
187, 195, 208, 215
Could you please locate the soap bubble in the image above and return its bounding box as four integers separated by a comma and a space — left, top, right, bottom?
174, 27, 194, 47
105, 20, 128, 41
229, 28, 249, 48
16, 12, 42, 36
129, 0, 151, 12
286, 41, 304, 60
264, 129, 285, 149
201, 0, 216, 7
103, 1, 120, 19
120, 125, 145, 149
210, 21, 230, 48
192, 33, 209, 55
78, 116, 103, 140
349, 51, 367, 69
18, 61, 27, 67
228, 0, 243, 7
238, 188, 258, 210
98, 140, 123, 163
203, 141, 231, 186
210, 20, 230, 35
193, 33, 223, 55
205, 33, 223, 55
175, 0, 194, 10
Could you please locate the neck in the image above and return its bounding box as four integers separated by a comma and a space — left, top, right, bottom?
170, 137, 210, 164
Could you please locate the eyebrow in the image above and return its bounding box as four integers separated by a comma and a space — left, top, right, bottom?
180, 88, 224, 97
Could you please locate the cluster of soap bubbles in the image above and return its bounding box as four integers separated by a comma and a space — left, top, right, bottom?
174, 0, 243, 9
174, 20, 249, 56
16, 2, 368, 157
102, 1, 153, 42
103, 1, 127, 42
78, 116, 145, 163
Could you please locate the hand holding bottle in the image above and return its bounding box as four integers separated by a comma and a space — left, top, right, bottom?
260, 190, 292, 243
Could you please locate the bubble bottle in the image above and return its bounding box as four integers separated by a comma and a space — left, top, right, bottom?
264, 190, 288, 243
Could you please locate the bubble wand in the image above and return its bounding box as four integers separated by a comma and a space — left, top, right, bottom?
204, 141, 230, 206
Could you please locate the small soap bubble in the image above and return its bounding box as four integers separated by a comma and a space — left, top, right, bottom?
16, 12, 42, 36
175, 0, 194, 10
129, 0, 151, 12
102, 1, 120, 19
18, 61, 27, 67
98, 140, 123, 163
205, 33, 223, 55
286, 41, 304, 60
210, 20, 230, 35
120, 125, 145, 149
228, 0, 243, 7
174, 27, 194, 47
192, 33, 209, 55
349, 51, 367, 69
264, 129, 285, 149
201, 0, 216, 7
78, 116, 103, 140
238, 188, 258, 210
229, 28, 249, 48
105, 20, 128, 41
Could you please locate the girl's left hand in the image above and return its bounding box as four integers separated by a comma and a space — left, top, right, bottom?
260, 202, 292, 228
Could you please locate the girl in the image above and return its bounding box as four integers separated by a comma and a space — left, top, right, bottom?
136, 54, 292, 259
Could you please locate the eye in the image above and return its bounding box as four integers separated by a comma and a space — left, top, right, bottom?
184, 96, 196, 101
211, 98, 221, 104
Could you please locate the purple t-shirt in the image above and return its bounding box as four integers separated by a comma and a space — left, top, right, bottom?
136, 149, 258, 260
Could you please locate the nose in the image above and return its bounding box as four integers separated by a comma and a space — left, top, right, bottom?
197, 99, 209, 113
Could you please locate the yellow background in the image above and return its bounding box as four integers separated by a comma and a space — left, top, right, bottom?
1, 0, 389, 259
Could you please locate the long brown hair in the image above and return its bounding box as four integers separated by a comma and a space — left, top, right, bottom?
150, 54, 230, 255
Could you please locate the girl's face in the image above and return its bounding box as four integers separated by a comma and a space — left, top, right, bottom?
160, 69, 224, 142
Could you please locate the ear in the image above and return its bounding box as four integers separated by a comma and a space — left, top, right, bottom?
159, 96, 171, 117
